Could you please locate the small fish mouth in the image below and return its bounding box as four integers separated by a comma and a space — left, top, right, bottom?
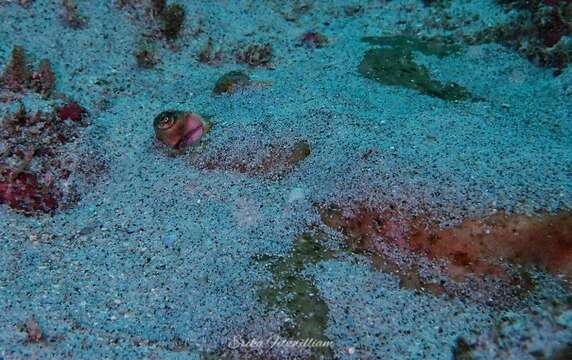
177, 120, 204, 148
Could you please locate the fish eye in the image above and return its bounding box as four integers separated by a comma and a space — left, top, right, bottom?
154, 111, 179, 130
158, 116, 175, 129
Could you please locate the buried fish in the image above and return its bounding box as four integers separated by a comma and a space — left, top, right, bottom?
153, 110, 211, 149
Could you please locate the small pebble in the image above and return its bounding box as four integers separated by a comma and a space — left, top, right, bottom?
163, 233, 177, 247
288, 188, 305, 202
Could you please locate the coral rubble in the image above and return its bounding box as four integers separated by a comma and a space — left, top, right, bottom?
1, 47, 57, 97
236, 43, 273, 67
30, 59, 56, 96
159, 3, 185, 40
198, 38, 223, 65
0, 103, 91, 215
212, 71, 252, 95
470, 0, 572, 72
299, 31, 329, 48
61, 0, 87, 29
1, 46, 32, 92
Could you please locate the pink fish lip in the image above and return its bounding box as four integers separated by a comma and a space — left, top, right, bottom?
177, 114, 205, 148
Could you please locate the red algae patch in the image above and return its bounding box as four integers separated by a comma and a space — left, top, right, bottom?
0, 169, 60, 214
414, 212, 572, 278
319, 204, 448, 295
57, 101, 87, 122
319, 203, 572, 296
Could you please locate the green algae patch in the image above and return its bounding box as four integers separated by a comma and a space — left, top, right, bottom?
255, 234, 335, 358
359, 36, 472, 101
361, 35, 461, 58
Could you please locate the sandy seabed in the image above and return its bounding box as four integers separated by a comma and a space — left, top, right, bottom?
1, 0, 571, 359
